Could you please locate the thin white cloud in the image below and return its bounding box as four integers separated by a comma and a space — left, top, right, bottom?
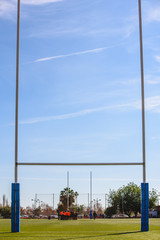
144, 2, 160, 22
19, 96, 160, 125
94, 177, 140, 182
0, 0, 62, 18
133, 96, 160, 112
145, 75, 160, 85
155, 56, 160, 63
113, 75, 160, 86
22, 0, 62, 5
146, 7, 160, 22
128, 96, 160, 113
0, 0, 16, 19
145, 96, 160, 111
34, 47, 109, 63
151, 136, 160, 140
19, 176, 136, 182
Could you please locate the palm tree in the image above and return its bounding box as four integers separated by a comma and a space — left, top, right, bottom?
59, 188, 79, 211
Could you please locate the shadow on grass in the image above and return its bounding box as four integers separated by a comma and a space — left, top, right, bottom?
56, 231, 142, 240
0, 231, 142, 239
108, 231, 141, 235
0, 233, 12, 234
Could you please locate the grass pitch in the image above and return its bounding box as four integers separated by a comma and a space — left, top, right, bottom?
0, 219, 160, 240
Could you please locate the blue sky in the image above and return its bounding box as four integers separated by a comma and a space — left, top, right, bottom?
0, 0, 160, 208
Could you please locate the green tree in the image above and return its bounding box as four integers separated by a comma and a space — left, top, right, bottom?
149, 188, 158, 209
33, 207, 41, 216
107, 190, 119, 215
58, 187, 79, 212
106, 183, 158, 218
77, 205, 84, 215
107, 183, 141, 217
20, 207, 26, 216
0, 206, 11, 219
119, 183, 141, 217
104, 206, 116, 218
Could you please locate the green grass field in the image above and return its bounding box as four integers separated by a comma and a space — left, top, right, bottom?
0, 219, 160, 240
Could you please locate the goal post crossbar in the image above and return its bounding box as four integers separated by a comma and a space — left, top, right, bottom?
17, 162, 143, 166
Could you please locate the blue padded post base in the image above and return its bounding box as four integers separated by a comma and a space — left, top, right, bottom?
11, 183, 20, 232
90, 210, 92, 219
141, 183, 149, 232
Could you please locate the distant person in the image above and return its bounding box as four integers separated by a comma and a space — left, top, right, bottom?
58, 211, 60, 220
93, 211, 96, 220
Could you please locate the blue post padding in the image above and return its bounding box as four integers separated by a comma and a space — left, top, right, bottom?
11, 183, 20, 232
141, 183, 149, 232
90, 210, 92, 219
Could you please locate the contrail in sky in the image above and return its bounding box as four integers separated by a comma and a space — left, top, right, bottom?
34, 47, 111, 63
19, 96, 160, 125
19, 103, 131, 125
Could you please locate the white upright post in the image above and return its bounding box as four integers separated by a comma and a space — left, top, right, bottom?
11, 0, 21, 233
53, 193, 54, 210
138, 0, 149, 232
88, 193, 89, 208
67, 171, 69, 211
90, 172, 92, 219
138, 0, 146, 184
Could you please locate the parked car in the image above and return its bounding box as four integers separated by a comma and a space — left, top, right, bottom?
51, 215, 58, 219
112, 214, 129, 218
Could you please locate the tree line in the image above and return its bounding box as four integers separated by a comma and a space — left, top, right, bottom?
105, 182, 158, 217
0, 183, 158, 218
